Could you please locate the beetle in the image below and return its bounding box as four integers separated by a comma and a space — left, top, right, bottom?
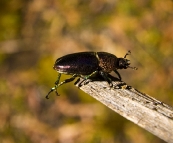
46, 51, 137, 99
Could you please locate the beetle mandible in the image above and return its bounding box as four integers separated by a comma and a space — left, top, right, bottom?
46, 51, 137, 99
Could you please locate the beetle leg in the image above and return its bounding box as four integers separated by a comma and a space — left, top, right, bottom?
114, 70, 122, 81
84, 70, 98, 80
57, 74, 77, 87
84, 70, 98, 85
46, 86, 57, 99
46, 74, 77, 99
99, 71, 113, 87
54, 73, 61, 85
46, 73, 61, 99
78, 71, 98, 86
54, 73, 61, 95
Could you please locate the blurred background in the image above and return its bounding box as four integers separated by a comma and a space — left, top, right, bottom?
0, 0, 173, 143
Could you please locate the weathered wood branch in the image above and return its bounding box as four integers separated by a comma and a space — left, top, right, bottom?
75, 77, 173, 143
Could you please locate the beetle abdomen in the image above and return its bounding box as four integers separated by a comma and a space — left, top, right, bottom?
54, 52, 99, 75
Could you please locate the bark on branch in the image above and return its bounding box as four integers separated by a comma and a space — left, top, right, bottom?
75, 77, 173, 143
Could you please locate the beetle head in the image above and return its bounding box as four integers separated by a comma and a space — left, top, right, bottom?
118, 58, 130, 69
117, 51, 137, 70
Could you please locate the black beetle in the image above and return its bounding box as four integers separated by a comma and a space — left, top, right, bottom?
46, 51, 137, 99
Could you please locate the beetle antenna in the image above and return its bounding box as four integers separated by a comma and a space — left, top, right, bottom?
128, 66, 138, 70
124, 50, 131, 58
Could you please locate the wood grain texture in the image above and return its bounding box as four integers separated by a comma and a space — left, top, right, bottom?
75, 78, 173, 143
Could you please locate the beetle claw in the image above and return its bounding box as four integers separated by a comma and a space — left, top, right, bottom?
45, 90, 52, 99
55, 90, 60, 96
77, 79, 92, 87
83, 79, 92, 85
109, 82, 113, 87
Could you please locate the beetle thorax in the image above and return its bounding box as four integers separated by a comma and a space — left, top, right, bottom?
97, 53, 117, 73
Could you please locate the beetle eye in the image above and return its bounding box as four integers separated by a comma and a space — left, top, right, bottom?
127, 60, 130, 65
119, 61, 124, 67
